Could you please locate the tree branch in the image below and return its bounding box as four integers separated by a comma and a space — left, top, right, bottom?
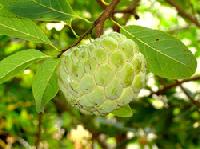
58, 0, 120, 57
180, 85, 200, 108
57, 26, 94, 57
165, 0, 200, 27
149, 75, 200, 97
95, 0, 120, 37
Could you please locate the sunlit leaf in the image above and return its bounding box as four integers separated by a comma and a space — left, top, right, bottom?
32, 58, 59, 113
3, 0, 77, 23
0, 4, 51, 44
0, 49, 49, 84
122, 25, 197, 79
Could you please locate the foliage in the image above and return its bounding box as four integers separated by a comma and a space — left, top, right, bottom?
0, 0, 199, 148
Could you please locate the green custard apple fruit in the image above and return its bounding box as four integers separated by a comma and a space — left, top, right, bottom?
58, 32, 146, 115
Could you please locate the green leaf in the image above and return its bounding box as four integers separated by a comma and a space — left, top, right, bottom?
121, 25, 197, 79
32, 58, 59, 113
0, 4, 51, 44
3, 0, 77, 23
112, 105, 133, 117
0, 49, 48, 84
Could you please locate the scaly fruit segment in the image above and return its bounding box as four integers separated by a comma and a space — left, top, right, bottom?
58, 32, 146, 116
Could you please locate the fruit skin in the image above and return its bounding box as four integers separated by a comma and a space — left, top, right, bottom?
58, 32, 146, 115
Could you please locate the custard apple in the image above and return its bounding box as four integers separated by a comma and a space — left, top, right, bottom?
58, 32, 146, 115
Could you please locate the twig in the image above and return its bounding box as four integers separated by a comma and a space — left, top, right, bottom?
57, 26, 94, 57
180, 85, 200, 107
58, 0, 120, 57
149, 75, 200, 97
165, 0, 200, 27
95, 0, 121, 33
96, 0, 120, 33
35, 113, 43, 149
95, 0, 120, 37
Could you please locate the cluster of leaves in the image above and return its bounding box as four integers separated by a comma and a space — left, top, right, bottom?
0, 0, 199, 148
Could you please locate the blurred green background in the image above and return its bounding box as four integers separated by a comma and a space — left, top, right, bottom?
0, 0, 200, 148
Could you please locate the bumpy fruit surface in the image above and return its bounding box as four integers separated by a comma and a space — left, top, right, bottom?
58, 32, 146, 115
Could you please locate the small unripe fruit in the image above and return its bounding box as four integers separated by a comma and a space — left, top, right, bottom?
58, 32, 146, 115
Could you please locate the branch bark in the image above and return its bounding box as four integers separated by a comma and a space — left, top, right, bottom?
58, 0, 120, 57
57, 26, 94, 57
180, 85, 200, 108
165, 0, 200, 27
95, 0, 120, 37
149, 75, 200, 97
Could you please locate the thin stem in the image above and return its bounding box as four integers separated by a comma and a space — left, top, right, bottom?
180, 85, 200, 108
95, 0, 120, 37
57, 26, 94, 57
149, 75, 200, 96
35, 113, 43, 149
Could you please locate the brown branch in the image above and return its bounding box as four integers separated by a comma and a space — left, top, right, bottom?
35, 113, 43, 149
149, 75, 200, 97
58, 0, 120, 57
96, 0, 120, 33
95, 0, 120, 37
57, 26, 94, 57
180, 85, 200, 107
165, 0, 200, 27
